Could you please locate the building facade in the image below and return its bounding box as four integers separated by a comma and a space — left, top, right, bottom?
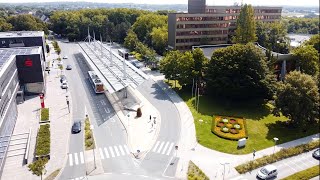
0, 46, 44, 174
0, 31, 46, 61
168, 0, 282, 50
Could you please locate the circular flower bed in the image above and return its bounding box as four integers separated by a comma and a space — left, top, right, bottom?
221, 127, 229, 133
230, 128, 239, 134
230, 119, 237, 124
222, 118, 229, 123
234, 124, 241, 129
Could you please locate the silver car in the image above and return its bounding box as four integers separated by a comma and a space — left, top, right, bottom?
257, 165, 278, 179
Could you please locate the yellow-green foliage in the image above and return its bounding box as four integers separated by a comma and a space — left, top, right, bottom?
281, 165, 320, 180
187, 161, 209, 180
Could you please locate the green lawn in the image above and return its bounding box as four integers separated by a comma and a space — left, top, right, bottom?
165, 80, 319, 154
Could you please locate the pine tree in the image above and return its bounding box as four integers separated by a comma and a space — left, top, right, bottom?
233, 4, 257, 44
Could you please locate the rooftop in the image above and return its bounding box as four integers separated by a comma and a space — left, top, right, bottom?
0, 47, 41, 70
0, 31, 44, 38
78, 41, 148, 93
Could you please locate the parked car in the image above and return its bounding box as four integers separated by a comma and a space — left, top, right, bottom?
60, 75, 66, 83
66, 65, 72, 70
257, 165, 278, 179
63, 56, 68, 59
61, 82, 68, 89
312, 148, 320, 159
72, 121, 81, 133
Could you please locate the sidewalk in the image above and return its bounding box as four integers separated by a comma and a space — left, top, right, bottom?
1, 44, 71, 180
143, 68, 320, 180
104, 85, 161, 157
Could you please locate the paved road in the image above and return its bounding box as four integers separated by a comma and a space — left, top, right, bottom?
231, 150, 319, 180
59, 41, 182, 179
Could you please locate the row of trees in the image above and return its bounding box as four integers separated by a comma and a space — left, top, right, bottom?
283, 17, 319, 34
0, 14, 48, 33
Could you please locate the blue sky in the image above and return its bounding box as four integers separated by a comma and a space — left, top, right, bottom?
0, 0, 319, 6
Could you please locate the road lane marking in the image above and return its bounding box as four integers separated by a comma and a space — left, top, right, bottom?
74, 153, 79, 165
80, 152, 84, 164
114, 146, 120, 156
152, 141, 160, 152
109, 147, 115, 157
157, 142, 165, 153
104, 107, 110, 113
124, 145, 130, 154
69, 154, 73, 166
166, 143, 174, 155
161, 142, 170, 154
119, 145, 125, 155
104, 147, 110, 158
99, 148, 105, 159
283, 162, 297, 172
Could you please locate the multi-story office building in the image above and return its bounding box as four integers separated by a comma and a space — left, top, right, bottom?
0, 46, 45, 174
0, 31, 46, 61
168, 0, 282, 50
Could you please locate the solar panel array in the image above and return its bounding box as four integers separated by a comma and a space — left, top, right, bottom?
0, 48, 37, 71
78, 41, 148, 94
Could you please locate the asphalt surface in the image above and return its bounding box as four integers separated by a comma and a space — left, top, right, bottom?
231, 149, 320, 180
58, 41, 181, 179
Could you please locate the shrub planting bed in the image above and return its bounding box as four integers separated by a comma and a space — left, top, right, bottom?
281, 165, 320, 180
235, 140, 320, 174
85, 118, 95, 150
40, 108, 49, 122
36, 124, 51, 157
187, 161, 209, 180
211, 116, 248, 140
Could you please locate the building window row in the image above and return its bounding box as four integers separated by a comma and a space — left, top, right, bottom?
177, 23, 230, 29
176, 37, 228, 43
176, 30, 229, 36
176, 16, 225, 22
205, 9, 280, 14
255, 15, 281, 20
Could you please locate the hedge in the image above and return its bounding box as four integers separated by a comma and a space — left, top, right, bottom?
187, 161, 209, 180
235, 140, 320, 174
84, 118, 95, 150
281, 165, 320, 180
36, 124, 51, 156
41, 108, 49, 121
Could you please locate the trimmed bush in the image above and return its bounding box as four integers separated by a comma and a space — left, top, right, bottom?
235, 140, 320, 174
36, 124, 50, 156
40, 108, 49, 121
281, 165, 320, 180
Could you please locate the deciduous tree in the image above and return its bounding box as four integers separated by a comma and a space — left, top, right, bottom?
275, 71, 319, 127
293, 45, 319, 77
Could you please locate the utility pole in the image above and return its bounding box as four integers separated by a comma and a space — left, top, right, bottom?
192, 78, 194, 98
197, 87, 200, 112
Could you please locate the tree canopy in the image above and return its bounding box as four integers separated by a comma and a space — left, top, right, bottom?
304, 34, 320, 54
256, 21, 290, 53
206, 43, 275, 100
283, 17, 319, 34
275, 71, 319, 127
292, 45, 319, 77
233, 4, 257, 44
1, 14, 48, 34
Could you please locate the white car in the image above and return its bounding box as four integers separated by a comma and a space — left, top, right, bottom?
63, 56, 68, 59
257, 165, 278, 179
61, 82, 68, 89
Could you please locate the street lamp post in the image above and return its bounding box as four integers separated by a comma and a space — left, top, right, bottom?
66, 95, 70, 113
90, 125, 96, 169
220, 162, 230, 180
273, 137, 279, 156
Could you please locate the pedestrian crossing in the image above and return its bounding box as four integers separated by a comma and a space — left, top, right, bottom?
70, 176, 85, 180
152, 141, 175, 156
68, 152, 85, 166
229, 175, 248, 180
98, 145, 131, 160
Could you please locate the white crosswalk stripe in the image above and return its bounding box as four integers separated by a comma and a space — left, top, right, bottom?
71, 177, 85, 180
157, 141, 165, 153
74, 153, 79, 165
166, 142, 174, 155
152, 141, 160, 152
80, 152, 84, 164
69, 153, 73, 166
161, 142, 170, 154
124, 145, 130, 154
109, 146, 115, 157
114, 146, 120, 156
104, 147, 110, 158
119, 145, 125, 155
99, 148, 105, 159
